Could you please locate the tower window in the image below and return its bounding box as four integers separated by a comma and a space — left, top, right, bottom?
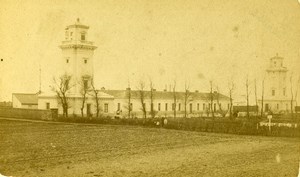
65, 31, 69, 40
83, 58, 88, 64
272, 90, 275, 96
81, 33, 85, 40
66, 59, 69, 63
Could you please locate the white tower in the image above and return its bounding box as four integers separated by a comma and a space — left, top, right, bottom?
59, 18, 97, 94
264, 54, 289, 113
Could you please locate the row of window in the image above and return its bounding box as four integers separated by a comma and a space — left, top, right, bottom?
46, 102, 109, 113
271, 88, 286, 96
65, 31, 86, 41
264, 103, 290, 112
66, 58, 88, 64
117, 102, 230, 112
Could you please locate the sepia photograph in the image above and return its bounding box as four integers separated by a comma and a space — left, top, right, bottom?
0, 0, 300, 176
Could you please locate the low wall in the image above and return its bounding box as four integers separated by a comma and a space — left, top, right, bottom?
0, 108, 58, 121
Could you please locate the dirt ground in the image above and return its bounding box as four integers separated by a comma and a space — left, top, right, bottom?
0, 118, 299, 177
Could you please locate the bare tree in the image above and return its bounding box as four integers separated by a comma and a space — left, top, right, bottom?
290, 74, 294, 119
216, 86, 228, 117
79, 78, 90, 117
51, 74, 73, 118
254, 79, 258, 118
261, 78, 265, 118
172, 80, 177, 118
124, 81, 132, 118
138, 80, 147, 119
149, 79, 157, 118
295, 76, 300, 118
228, 79, 235, 119
209, 80, 215, 118
90, 79, 101, 118
245, 75, 250, 120
184, 81, 191, 118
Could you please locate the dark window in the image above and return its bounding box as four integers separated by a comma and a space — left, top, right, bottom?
81, 34, 85, 40
203, 103, 205, 110
130, 103, 133, 111
165, 103, 168, 111
265, 104, 269, 112
189, 103, 193, 113
84, 59, 87, 64
118, 103, 121, 110
158, 103, 161, 111
66, 59, 69, 63
272, 90, 275, 96
283, 88, 286, 96
178, 103, 181, 111
214, 103, 216, 112
46, 103, 50, 109
172, 103, 175, 111
197, 103, 199, 111
104, 103, 109, 113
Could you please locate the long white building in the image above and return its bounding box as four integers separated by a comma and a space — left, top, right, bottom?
13, 19, 230, 118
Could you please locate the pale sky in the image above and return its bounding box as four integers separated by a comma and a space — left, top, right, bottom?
0, 0, 300, 102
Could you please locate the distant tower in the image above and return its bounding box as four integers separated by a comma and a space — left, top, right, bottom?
59, 18, 97, 94
264, 54, 289, 112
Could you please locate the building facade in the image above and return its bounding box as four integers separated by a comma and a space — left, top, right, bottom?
258, 54, 294, 114
102, 89, 230, 118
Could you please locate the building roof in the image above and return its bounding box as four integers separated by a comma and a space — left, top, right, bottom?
13, 93, 38, 105
101, 89, 230, 101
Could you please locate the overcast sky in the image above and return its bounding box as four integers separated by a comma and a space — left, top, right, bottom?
0, 0, 300, 102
